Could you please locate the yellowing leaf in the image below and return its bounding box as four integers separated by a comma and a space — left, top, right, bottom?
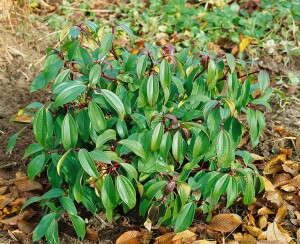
239, 36, 251, 52
263, 154, 286, 175
208, 214, 242, 232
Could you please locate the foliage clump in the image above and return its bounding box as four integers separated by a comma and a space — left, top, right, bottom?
8, 21, 272, 242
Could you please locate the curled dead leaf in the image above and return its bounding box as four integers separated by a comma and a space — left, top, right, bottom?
262, 177, 275, 192
14, 178, 43, 192
233, 232, 256, 244
265, 191, 284, 208
0, 210, 35, 225
208, 214, 242, 232
17, 220, 36, 234
263, 154, 286, 175
278, 148, 292, 157
258, 216, 268, 230
245, 225, 263, 237
257, 207, 275, 215
266, 222, 292, 242
282, 161, 300, 177
251, 153, 264, 161
272, 173, 291, 188
155, 232, 175, 244
273, 126, 286, 135
116, 230, 142, 244
274, 205, 287, 224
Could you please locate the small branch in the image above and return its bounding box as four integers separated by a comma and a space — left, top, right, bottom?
238, 70, 260, 79
102, 73, 117, 82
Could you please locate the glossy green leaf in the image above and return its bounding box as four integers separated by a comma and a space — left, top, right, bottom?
101, 33, 113, 54
32, 213, 56, 241
45, 217, 59, 244
151, 122, 164, 151
225, 53, 236, 73
54, 83, 86, 107
160, 60, 171, 89
62, 113, 78, 150
89, 64, 101, 85
120, 163, 138, 180
147, 75, 159, 107
76, 109, 90, 142
243, 175, 255, 205
6, 127, 26, 154
174, 202, 195, 232
116, 175, 136, 209
102, 89, 125, 120
216, 130, 235, 167
211, 174, 230, 201
258, 70, 270, 95
23, 143, 44, 159
78, 149, 99, 178
118, 23, 135, 45
88, 101, 107, 132
136, 54, 147, 79
60, 196, 77, 215
69, 214, 86, 239
27, 154, 45, 180
144, 181, 168, 200
172, 131, 184, 164
226, 176, 238, 208
101, 175, 116, 222
160, 132, 172, 161
96, 129, 116, 148
119, 139, 146, 159
192, 131, 209, 158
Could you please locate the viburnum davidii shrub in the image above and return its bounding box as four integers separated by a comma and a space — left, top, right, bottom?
7, 21, 272, 242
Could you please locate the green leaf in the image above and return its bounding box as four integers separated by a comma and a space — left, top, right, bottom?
88, 101, 107, 132
258, 70, 270, 95
96, 129, 116, 148
30, 72, 46, 92
23, 143, 44, 159
160, 60, 171, 89
102, 89, 125, 120
101, 33, 113, 54
101, 175, 116, 222
76, 109, 90, 142
243, 175, 255, 205
192, 131, 209, 158
216, 130, 235, 167
32, 213, 56, 241
47, 163, 63, 188
27, 154, 45, 180
151, 122, 164, 151
6, 127, 26, 154
207, 60, 217, 90
116, 175, 136, 209
246, 109, 259, 147
45, 217, 59, 244
67, 39, 80, 61
160, 132, 172, 162
57, 149, 72, 175
118, 23, 135, 45
89, 64, 101, 85
211, 174, 230, 201
226, 176, 238, 208
60, 196, 77, 215
62, 113, 78, 150
54, 83, 86, 107
172, 131, 184, 164
174, 202, 195, 232
43, 60, 65, 85
144, 181, 168, 200
42, 188, 65, 199
147, 75, 159, 107
225, 53, 236, 73
172, 76, 184, 94
69, 214, 86, 239
119, 139, 146, 159
136, 54, 147, 79
120, 163, 138, 180
78, 149, 99, 178
33, 108, 51, 148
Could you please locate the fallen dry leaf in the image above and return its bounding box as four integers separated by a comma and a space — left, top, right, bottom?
258, 216, 268, 230
257, 207, 275, 215
239, 36, 251, 52
265, 191, 284, 208
273, 126, 286, 134
14, 178, 43, 192
251, 153, 264, 161
297, 228, 300, 240
262, 177, 275, 192
193, 241, 216, 244
282, 161, 300, 177
86, 226, 98, 242
278, 148, 292, 157
245, 225, 263, 237
233, 232, 256, 244
266, 222, 292, 242
208, 214, 242, 232
263, 154, 286, 175
296, 136, 300, 153
17, 220, 36, 234
274, 205, 287, 224
0, 210, 35, 225
116, 230, 142, 244
155, 232, 176, 244
272, 173, 291, 188
0, 186, 8, 195
172, 230, 197, 242
12, 113, 34, 123
0, 195, 14, 209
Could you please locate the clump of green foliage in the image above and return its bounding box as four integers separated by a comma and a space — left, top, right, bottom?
8, 21, 272, 243
115, 0, 300, 58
